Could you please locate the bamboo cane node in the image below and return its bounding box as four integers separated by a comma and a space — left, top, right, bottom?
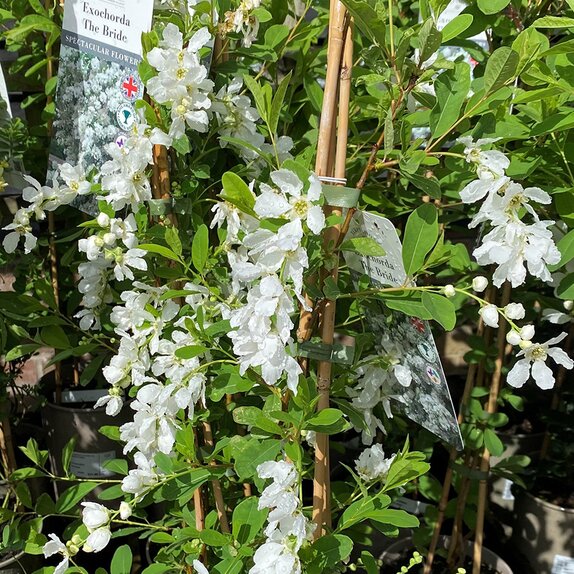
317, 376, 331, 391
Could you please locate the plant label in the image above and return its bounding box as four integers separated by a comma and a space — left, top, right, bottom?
344, 210, 464, 450
552, 555, 574, 574
48, 0, 154, 215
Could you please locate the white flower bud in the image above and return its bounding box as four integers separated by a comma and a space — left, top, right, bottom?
472, 276, 488, 292
444, 284, 456, 298
520, 325, 535, 341
504, 302, 525, 320
102, 232, 116, 246
97, 212, 110, 228
564, 300, 573, 312
119, 502, 132, 520
479, 304, 499, 328
506, 331, 521, 346
519, 339, 533, 350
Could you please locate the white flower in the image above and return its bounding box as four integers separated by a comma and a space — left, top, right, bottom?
458, 136, 510, 180
43, 534, 70, 574
84, 527, 111, 553
122, 452, 158, 497
355, 444, 395, 482
2, 207, 37, 253
59, 162, 91, 195
112, 248, 148, 281
254, 170, 325, 234
444, 284, 456, 298
479, 304, 499, 328
193, 560, 210, 574
81, 502, 110, 531
507, 332, 574, 390
506, 331, 522, 346
472, 276, 488, 292
249, 541, 301, 574
119, 502, 132, 520
520, 325, 535, 341
504, 303, 525, 320
542, 308, 571, 325
474, 220, 560, 287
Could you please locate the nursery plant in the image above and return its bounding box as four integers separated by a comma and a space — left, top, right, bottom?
1, 1, 574, 574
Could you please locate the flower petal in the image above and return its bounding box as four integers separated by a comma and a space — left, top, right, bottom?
506, 359, 530, 388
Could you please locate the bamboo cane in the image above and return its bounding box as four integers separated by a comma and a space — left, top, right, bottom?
311, 0, 349, 536
472, 283, 512, 574
46, 0, 63, 404
424, 295, 492, 574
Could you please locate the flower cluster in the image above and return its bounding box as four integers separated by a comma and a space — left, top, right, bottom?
221, 0, 262, 47
459, 137, 560, 287
355, 444, 395, 482
251, 459, 314, 574
2, 165, 89, 253
348, 341, 412, 444
147, 24, 214, 139
215, 168, 325, 394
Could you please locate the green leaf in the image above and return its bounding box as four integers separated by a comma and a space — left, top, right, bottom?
305, 408, 345, 432
441, 14, 473, 42
552, 229, 574, 270
62, 437, 76, 476
199, 529, 230, 547
404, 172, 441, 199
269, 71, 292, 135
402, 204, 439, 276
380, 291, 433, 320
530, 111, 574, 137
418, 19, 442, 65
338, 494, 392, 530
360, 551, 379, 574
484, 428, 504, 457
244, 75, 269, 124
164, 227, 182, 257
175, 345, 209, 360
477, 0, 510, 14
221, 172, 256, 215
111, 545, 133, 574
234, 439, 282, 481
383, 453, 430, 492
533, 16, 574, 28
139, 244, 181, 262
232, 497, 268, 544
5, 344, 41, 362
192, 224, 209, 273
429, 63, 471, 138
340, 0, 386, 46
339, 237, 386, 257
41, 325, 70, 349
421, 292, 456, 331
55, 482, 99, 513
483, 47, 519, 94
308, 535, 353, 574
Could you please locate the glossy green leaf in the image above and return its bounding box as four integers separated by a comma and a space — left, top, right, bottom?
402, 203, 439, 276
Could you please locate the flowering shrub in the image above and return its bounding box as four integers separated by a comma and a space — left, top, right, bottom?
1, 0, 574, 573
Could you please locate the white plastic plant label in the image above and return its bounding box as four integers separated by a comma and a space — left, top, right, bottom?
552, 555, 574, 574
344, 210, 464, 450
70, 450, 116, 477
501, 479, 515, 501
49, 0, 154, 214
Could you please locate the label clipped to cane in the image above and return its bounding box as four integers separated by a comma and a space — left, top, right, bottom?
552, 555, 574, 574
48, 0, 154, 214
343, 210, 463, 451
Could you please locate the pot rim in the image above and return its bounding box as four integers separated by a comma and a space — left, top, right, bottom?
0, 549, 25, 569
42, 401, 114, 415
381, 535, 513, 574
517, 488, 574, 514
